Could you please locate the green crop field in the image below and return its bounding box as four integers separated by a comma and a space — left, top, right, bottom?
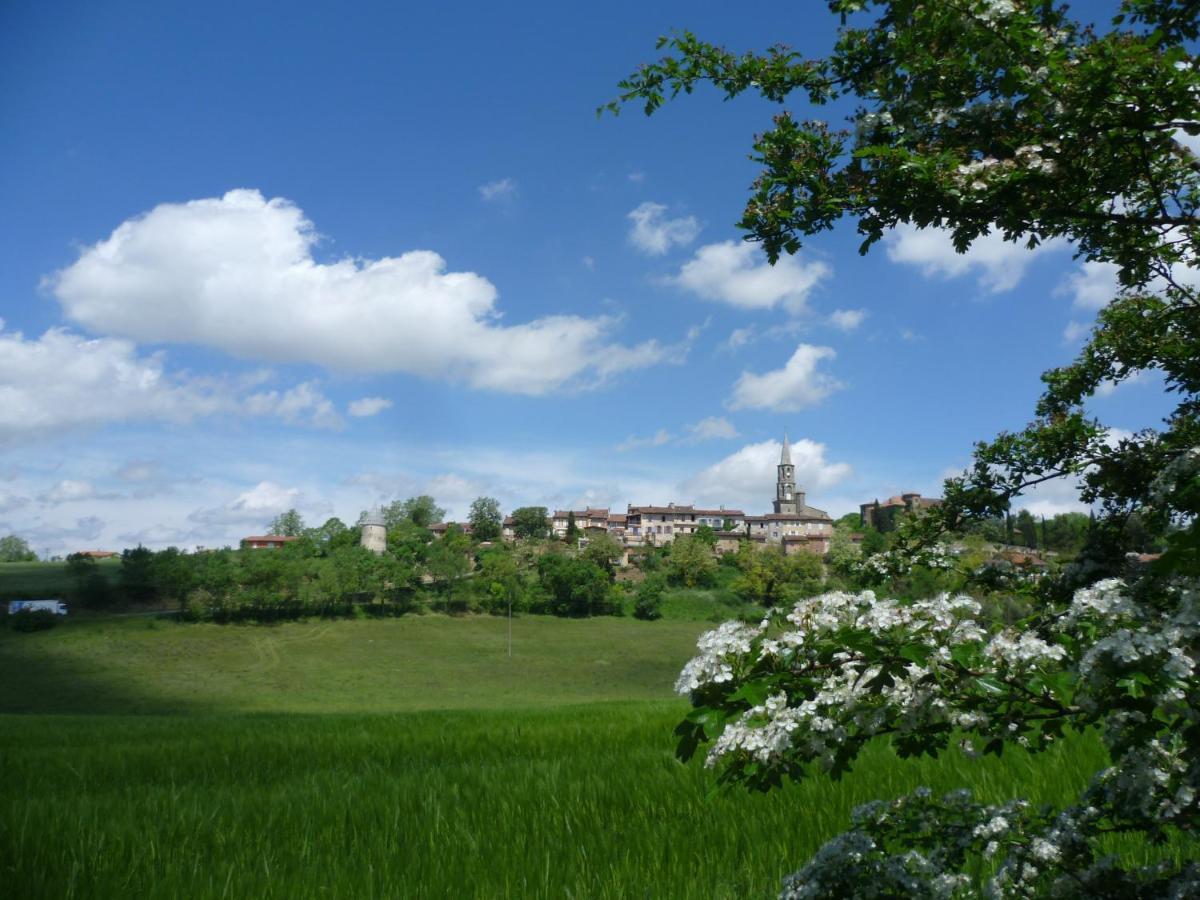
0, 614, 1189, 898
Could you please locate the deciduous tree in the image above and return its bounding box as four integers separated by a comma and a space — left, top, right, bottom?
510, 506, 551, 540
267, 508, 306, 537
0, 535, 36, 562
468, 496, 503, 542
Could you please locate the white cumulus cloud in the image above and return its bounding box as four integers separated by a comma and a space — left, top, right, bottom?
684, 439, 852, 512
1059, 261, 1120, 310
884, 224, 1064, 293
347, 396, 392, 418
49, 189, 672, 395
187, 480, 302, 529
627, 201, 700, 255
729, 344, 844, 412
245, 382, 342, 429
0, 324, 342, 442
829, 308, 867, 332
670, 241, 830, 314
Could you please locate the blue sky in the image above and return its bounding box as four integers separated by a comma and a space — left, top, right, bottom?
0, 0, 1169, 555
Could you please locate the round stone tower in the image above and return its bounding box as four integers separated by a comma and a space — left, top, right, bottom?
360, 508, 387, 555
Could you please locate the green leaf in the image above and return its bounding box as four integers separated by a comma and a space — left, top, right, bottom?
976, 676, 1006, 695
728, 680, 773, 707
899, 643, 932, 666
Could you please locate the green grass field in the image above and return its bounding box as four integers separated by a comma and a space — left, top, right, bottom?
0, 614, 1190, 898
0, 559, 119, 601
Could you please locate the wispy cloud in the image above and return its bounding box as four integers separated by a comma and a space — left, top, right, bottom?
348, 397, 392, 418
478, 178, 517, 201
627, 201, 700, 255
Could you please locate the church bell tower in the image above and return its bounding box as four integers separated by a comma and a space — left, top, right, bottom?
773, 433, 804, 514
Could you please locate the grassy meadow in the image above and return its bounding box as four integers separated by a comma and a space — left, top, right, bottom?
0, 613, 1189, 898
0, 558, 120, 602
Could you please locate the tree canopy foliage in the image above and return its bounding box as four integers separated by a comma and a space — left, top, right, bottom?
381, 496, 445, 529
468, 496, 503, 542
610, 0, 1200, 894
267, 509, 306, 537
510, 506, 551, 540
0, 535, 36, 562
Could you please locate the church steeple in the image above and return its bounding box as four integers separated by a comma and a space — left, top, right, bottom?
773, 433, 803, 515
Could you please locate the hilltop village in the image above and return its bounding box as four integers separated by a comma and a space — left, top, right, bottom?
391, 435, 839, 559
238, 434, 943, 564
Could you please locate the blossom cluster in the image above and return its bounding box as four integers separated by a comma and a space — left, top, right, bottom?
1149, 445, 1200, 510
856, 542, 956, 580
674, 577, 1200, 896
954, 144, 1059, 191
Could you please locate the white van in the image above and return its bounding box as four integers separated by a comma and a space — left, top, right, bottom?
8, 599, 68, 616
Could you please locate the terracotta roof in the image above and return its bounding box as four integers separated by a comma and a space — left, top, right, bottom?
693, 508, 745, 517
746, 510, 832, 522
999, 549, 1047, 567
552, 509, 609, 520
628, 505, 696, 514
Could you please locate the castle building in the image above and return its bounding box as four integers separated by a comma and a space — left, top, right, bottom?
859, 492, 941, 529
360, 508, 387, 555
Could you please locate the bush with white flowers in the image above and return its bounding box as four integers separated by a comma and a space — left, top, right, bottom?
674, 577, 1199, 895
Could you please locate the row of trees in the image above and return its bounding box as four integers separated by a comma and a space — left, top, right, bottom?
58, 508, 867, 623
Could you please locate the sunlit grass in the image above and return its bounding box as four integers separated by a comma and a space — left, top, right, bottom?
0, 706, 1138, 900
1, 614, 1192, 898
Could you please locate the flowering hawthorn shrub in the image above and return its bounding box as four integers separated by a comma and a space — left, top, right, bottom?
674, 578, 1199, 895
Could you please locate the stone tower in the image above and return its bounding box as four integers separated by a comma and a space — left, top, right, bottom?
360, 508, 387, 555
773, 433, 805, 514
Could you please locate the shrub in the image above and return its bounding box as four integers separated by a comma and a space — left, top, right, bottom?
536, 555, 616, 617
633, 576, 665, 621
10, 609, 56, 632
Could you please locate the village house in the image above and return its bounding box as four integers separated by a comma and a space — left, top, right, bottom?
551, 508, 612, 537
623, 505, 747, 544
447, 435, 834, 556
240, 535, 298, 550
859, 492, 942, 529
